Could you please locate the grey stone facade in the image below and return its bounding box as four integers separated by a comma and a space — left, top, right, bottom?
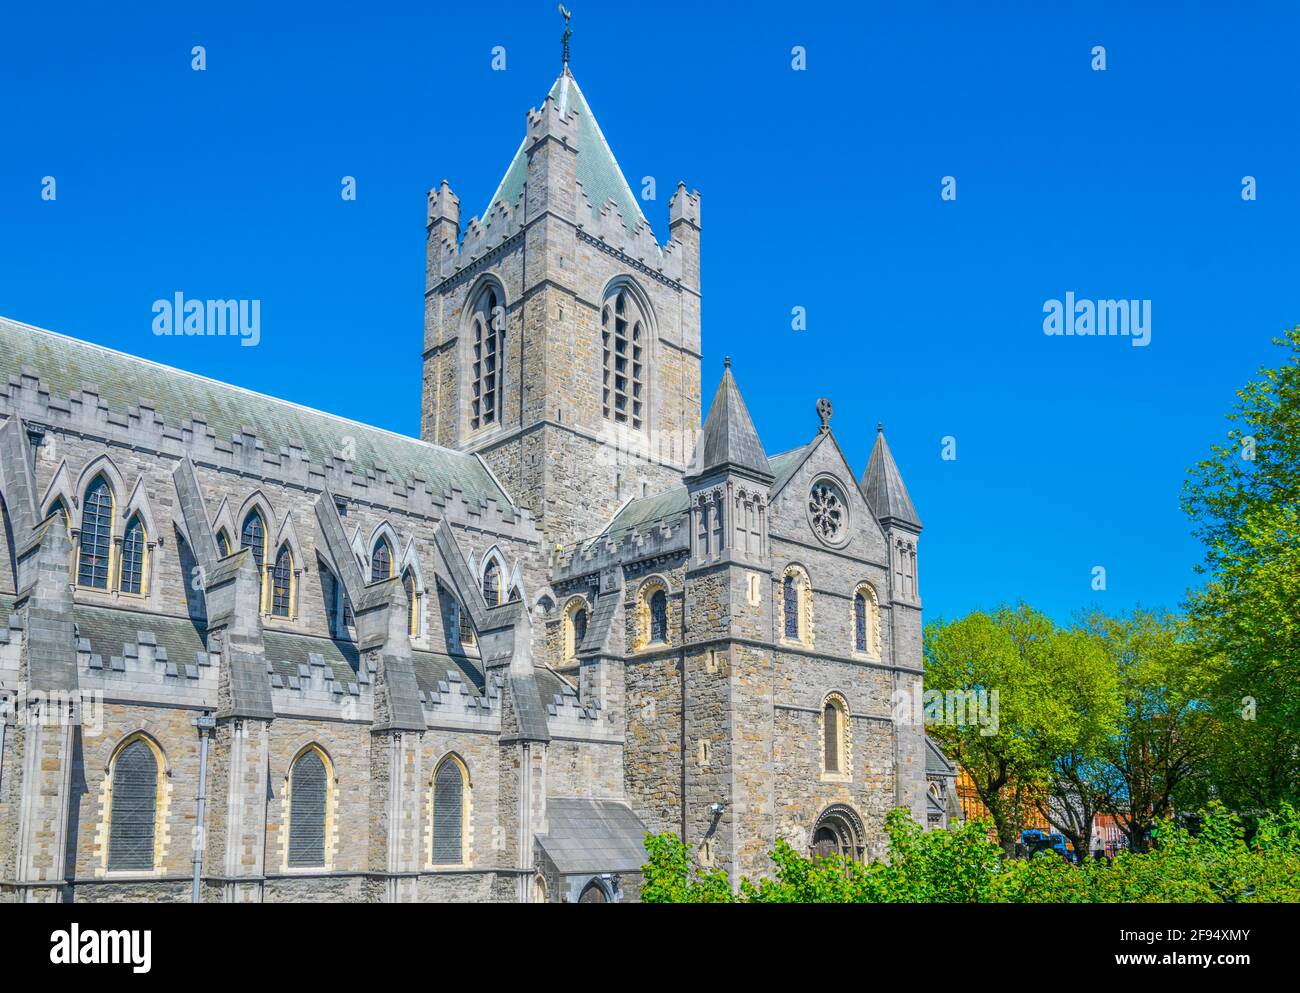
0, 64, 929, 904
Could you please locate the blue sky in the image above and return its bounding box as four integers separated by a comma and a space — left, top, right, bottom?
2, 1, 1296, 623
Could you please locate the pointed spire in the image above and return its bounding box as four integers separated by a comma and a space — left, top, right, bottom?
861, 427, 922, 529
482, 71, 651, 237
687, 362, 773, 482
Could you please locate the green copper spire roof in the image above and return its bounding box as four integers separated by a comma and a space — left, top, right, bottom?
483, 72, 650, 238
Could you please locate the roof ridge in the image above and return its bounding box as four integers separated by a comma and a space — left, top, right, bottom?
0, 315, 474, 462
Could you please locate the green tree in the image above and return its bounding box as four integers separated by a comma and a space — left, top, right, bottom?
1083, 609, 1215, 852
924, 604, 1110, 853
1035, 625, 1121, 860
1181, 326, 1300, 810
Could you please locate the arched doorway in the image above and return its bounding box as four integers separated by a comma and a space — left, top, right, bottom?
578, 880, 608, 903
810, 804, 866, 862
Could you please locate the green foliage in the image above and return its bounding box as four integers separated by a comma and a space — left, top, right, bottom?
1181, 326, 1300, 808
924, 604, 1118, 850
641, 802, 1300, 903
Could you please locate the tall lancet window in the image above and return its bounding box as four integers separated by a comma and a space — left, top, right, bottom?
601, 285, 645, 430
470, 286, 504, 430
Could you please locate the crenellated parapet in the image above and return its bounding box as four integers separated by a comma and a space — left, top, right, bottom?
550, 517, 688, 584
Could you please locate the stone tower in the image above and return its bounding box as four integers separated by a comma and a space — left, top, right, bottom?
680, 363, 778, 880
861, 426, 927, 825
421, 68, 703, 548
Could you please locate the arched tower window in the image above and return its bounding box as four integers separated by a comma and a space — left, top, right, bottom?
782, 575, 798, 639
288, 747, 329, 868
852, 582, 880, 659
564, 597, 589, 661
402, 568, 418, 636
634, 578, 670, 651
432, 755, 468, 866
821, 693, 850, 778
271, 545, 294, 618
78, 476, 114, 589
482, 558, 501, 608
371, 537, 393, 583
215, 529, 231, 557
779, 565, 813, 647
119, 514, 147, 595
601, 285, 645, 430
240, 510, 266, 597
107, 736, 161, 872
650, 590, 667, 644
469, 286, 504, 430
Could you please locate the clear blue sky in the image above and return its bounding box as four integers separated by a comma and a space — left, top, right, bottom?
2, 1, 1296, 624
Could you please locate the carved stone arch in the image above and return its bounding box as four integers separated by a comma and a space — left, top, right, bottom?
563, 593, 592, 660
210, 497, 237, 556
431, 749, 472, 788
460, 271, 508, 338
851, 581, 882, 660
779, 562, 815, 648
101, 727, 172, 776
397, 537, 424, 594
284, 740, 337, 785
634, 574, 671, 651
236, 490, 277, 538
348, 524, 368, 575
811, 803, 866, 862
73, 453, 126, 512
531, 585, 558, 616
120, 474, 159, 537
366, 521, 399, 582
39, 460, 74, 522
273, 510, 305, 566
477, 544, 508, 606
601, 274, 659, 339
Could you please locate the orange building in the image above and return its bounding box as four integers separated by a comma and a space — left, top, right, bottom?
955, 768, 1052, 834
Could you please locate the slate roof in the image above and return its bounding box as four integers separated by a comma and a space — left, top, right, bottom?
264, 630, 360, 687
861, 426, 921, 529
484, 72, 649, 237
411, 650, 485, 698
687, 363, 773, 481
0, 317, 513, 508
74, 604, 208, 673
601, 484, 689, 542
597, 444, 799, 545
767, 445, 809, 495
925, 735, 957, 776
536, 798, 650, 875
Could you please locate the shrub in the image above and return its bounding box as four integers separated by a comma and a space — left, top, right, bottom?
641, 801, 1300, 903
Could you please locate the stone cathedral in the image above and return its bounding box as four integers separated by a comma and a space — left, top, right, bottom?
0, 57, 946, 904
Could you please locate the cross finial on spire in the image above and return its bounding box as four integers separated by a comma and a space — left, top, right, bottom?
559, 4, 572, 71
877, 422, 884, 433
724, 355, 731, 369
817, 397, 833, 433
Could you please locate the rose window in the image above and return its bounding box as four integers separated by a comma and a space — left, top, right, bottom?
809, 483, 846, 543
